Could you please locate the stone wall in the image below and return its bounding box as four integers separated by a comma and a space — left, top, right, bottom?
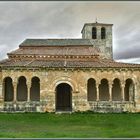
0, 68, 140, 113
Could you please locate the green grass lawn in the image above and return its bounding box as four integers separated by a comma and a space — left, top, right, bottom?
0, 112, 140, 138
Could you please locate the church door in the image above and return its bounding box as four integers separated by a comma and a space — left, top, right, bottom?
56, 83, 72, 111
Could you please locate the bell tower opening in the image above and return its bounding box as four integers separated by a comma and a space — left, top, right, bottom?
92, 27, 97, 39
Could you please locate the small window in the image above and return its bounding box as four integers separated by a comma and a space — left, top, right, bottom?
92, 27, 97, 39
101, 27, 106, 39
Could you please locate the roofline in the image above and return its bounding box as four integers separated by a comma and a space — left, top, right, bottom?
19, 38, 93, 47
1, 66, 140, 69
19, 45, 93, 47
81, 23, 113, 33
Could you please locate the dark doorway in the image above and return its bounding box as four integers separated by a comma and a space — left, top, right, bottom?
56, 83, 72, 111
4, 77, 14, 101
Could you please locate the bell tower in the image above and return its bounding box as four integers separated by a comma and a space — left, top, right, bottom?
81, 22, 113, 59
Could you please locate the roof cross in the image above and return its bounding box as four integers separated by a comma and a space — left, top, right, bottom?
95, 17, 98, 23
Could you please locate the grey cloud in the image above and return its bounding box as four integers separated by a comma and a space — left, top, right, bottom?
113, 11, 140, 60
116, 57, 140, 64
0, 2, 140, 63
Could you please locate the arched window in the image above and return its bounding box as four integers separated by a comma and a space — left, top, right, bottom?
99, 79, 109, 101
3, 77, 14, 101
124, 79, 134, 101
112, 79, 121, 101
101, 27, 106, 39
87, 78, 97, 101
92, 27, 97, 39
17, 76, 27, 101
30, 77, 40, 101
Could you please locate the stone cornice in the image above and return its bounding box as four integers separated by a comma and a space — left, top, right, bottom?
8, 54, 100, 60
1, 66, 140, 72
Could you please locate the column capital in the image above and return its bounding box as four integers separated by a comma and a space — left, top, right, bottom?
13, 81, 17, 85
27, 81, 32, 87
120, 79, 125, 85
108, 81, 113, 87
121, 84, 125, 88
96, 82, 100, 87
73, 91, 80, 94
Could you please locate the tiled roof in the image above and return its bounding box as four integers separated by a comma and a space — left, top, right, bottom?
1, 36, 139, 69
20, 39, 93, 47
8, 46, 100, 56
0, 58, 140, 68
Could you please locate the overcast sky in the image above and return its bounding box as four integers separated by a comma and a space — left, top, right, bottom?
0, 1, 140, 63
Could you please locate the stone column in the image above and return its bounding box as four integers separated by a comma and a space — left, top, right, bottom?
121, 84, 125, 101
0, 84, 3, 101
13, 82, 17, 102
72, 91, 78, 111
134, 83, 138, 102
27, 82, 31, 102
129, 83, 134, 101
96, 82, 100, 101
97, 26, 101, 39
109, 82, 112, 101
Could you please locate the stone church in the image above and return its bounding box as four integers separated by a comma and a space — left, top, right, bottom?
0, 22, 140, 113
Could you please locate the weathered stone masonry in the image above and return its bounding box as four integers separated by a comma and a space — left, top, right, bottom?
0, 22, 140, 112
0, 67, 140, 112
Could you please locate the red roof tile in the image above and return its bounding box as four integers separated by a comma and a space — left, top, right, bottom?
0, 59, 140, 68
8, 46, 100, 56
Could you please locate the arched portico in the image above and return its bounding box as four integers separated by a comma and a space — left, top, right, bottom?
55, 83, 72, 112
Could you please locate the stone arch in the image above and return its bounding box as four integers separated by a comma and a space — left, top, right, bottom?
17, 76, 27, 101
51, 76, 77, 92
99, 79, 109, 101
3, 77, 14, 101
87, 78, 97, 101
92, 27, 97, 39
124, 78, 134, 101
112, 78, 121, 101
55, 81, 74, 92
101, 27, 106, 39
30, 76, 40, 101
